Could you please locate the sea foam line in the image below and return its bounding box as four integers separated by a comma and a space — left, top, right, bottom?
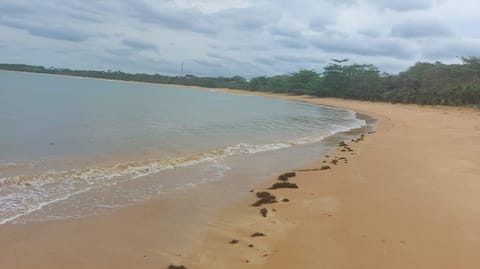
0, 121, 365, 225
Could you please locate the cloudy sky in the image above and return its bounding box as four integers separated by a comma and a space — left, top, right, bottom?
1, 0, 479, 77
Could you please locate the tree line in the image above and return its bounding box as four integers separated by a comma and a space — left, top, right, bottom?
1, 57, 479, 106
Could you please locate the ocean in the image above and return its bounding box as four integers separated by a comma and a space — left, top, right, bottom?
0, 71, 365, 224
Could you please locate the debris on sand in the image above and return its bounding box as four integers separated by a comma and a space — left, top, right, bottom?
320, 165, 331, 170
251, 232, 266, 237
260, 208, 268, 217
256, 191, 271, 198
229, 239, 239, 244
353, 134, 366, 143
248, 244, 254, 248
168, 265, 188, 269
285, 172, 296, 177
282, 198, 290, 202
269, 182, 298, 189
338, 141, 348, 147
278, 172, 296, 181
252, 193, 277, 207
331, 159, 338, 165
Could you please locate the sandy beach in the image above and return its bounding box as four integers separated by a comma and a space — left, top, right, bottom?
183, 95, 480, 269
1, 91, 479, 269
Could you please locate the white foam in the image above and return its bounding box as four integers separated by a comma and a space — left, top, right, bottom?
0, 114, 366, 225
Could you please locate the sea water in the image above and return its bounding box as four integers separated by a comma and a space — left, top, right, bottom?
0, 71, 365, 224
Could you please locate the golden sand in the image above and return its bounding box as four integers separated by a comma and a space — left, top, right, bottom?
1, 90, 479, 269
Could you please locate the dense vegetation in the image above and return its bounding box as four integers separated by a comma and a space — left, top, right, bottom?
1, 57, 479, 106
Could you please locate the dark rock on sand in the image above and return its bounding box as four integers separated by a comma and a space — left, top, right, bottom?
270, 182, 298, 189
353, 135, 365, 143
229, 239, 239, 244
248, 244, 254, 248
282, 198, 290, 202
256, 191, 271, 198
320, 165, 331, 170
338, 141, 348, 147
260, 208, 268, 217
278, 172, 296, 181
251, 232, 266, 237
331, 159, 338, 165
252, 194, 277, 207
168, 265, 188, 269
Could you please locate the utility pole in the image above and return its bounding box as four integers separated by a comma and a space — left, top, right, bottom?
181, 62, 184, 76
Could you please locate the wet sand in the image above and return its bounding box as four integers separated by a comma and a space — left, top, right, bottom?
182, 95, 480, 269
1, 91, 480, 269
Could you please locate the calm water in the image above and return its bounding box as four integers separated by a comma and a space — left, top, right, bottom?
0, 71, 365, 224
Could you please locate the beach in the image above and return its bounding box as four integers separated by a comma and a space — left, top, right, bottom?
1, 91, 480, 269
185, 95, 480, 269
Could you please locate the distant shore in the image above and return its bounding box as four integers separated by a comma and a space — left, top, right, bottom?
1, 83, 479, 269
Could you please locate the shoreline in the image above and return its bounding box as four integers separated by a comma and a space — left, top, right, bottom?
2, 69, 478, 113
0, 82, 376, 269
0, 80, 366, 225
173, 93, 480, 268
1, 83, 479, 268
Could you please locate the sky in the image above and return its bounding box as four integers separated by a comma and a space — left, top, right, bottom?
1, 0, 479, 78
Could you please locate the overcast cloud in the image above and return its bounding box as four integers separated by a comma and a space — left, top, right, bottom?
0, 0, 479, 77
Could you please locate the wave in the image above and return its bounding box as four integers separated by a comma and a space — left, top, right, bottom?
0, 120, 365, 224
0, 141, 294, 224
0, 142, 299, 190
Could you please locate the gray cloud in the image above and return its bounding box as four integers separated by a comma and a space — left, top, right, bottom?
126, 0, 218, 34
59, 2, 107, 23
423, 39, 480, 60
214, 7, 280, 31
0, 2, 31, 15
309, 17, 333, 32
122, 38, 158, 51
273, 55, 327, 64
254, 57, 276, 66
310, 33, 414, 59
369, 0, 435, 11
105, 48, 133, 57
391, 20, 453, 38
28, 26, 91, 42
276, 38, 309, 49
0, 17, 91, 42
0, 0, 478, 77
270, 24, 302, 38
